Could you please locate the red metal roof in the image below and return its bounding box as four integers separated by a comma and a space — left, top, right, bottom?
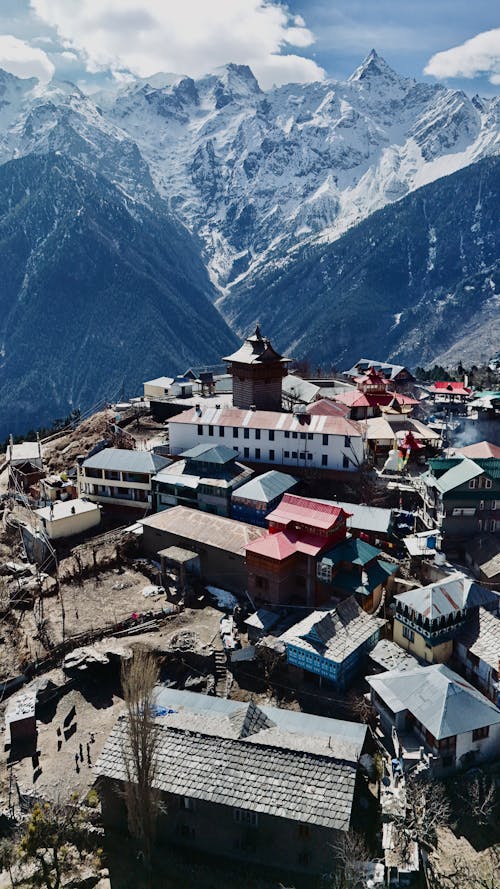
245, 529, 330, 560
430, 382, 471, 395
306, 398, 349, 418
266, 493, 351, 531
454, 441, 500, 459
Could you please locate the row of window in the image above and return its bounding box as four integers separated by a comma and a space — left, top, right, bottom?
197, 424, 352, 449
469, 477, 493, 489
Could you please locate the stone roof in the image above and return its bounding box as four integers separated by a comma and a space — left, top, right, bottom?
96, 712, 357, 830
456, 607, 500, 671
280, 597, 386, 664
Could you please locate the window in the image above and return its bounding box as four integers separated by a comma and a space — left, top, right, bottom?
292, 451, 298, 458
284, 431, 290, 438
208, 425, 214, 437
485, 478, 492, 489
343, 455, 350, 469
197, 425, 203, 436
322, 434, 328, 446
284, 450, 290, 458
491, 500, 497, 511
403, 626, 414, 642
472, 726, 489, 741
244, 428, 249, 439
244, 447, 249, 458
233, 427, 239, 438
344, 435, 351, 447
292, 431, 298, 439
219, 426, 225, 437
300, 432, 306, 440
269, 449, 275, 461
299, 451, 306, 459
307, 433, 313, 440
480, 500, 485, 510
234, 809, 259, 826
255, 429, 261, 440
321, 455, 328, 467
307, 453, 313, 461
469, 479, 476, 489
269, 430, 275, 441
490, 520, 496, 532
255, 448, 261, 459
180, 797, 195, 811
317, 562, 332, 582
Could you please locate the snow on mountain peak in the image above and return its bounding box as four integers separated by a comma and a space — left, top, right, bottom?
348, 49, 407, 86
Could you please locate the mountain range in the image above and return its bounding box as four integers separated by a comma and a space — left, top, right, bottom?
0, 53, 498, 434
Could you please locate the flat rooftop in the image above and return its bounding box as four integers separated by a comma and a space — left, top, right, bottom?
35, 498, 100, 522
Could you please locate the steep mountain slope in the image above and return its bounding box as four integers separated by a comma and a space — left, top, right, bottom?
0, 153, 237, 436
219, 156, 500, 369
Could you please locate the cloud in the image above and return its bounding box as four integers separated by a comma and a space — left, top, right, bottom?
29, 0, 325, 88
424, 28, 500, 83
0, 34, 54, 82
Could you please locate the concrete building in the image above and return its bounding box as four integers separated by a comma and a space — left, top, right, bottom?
392, 572, 498, 664
280, 597, 386, 689
168, 405, 364, 475
231, 470, 298, 526
140, 506, 266, 594
78, 447, 170, 509
368, 663, 500, 774
152, 444, 253, 517
420, 455, 500, 547
34, 498, 101, 540
96, 689, 369, 875
223, 325, 290, 412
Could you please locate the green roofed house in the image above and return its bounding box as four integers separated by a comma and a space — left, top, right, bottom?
231, 470, 298, 526
420, 455, 500, 548
152, 443, 253, 517
317, 536, 398, 614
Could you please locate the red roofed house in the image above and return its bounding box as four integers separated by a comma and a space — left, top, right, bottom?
333, 368, 417, 420
246, 494, 351, 607
429, 381, 472, 409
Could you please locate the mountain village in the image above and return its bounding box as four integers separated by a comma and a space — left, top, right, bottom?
0, 326, 498, 888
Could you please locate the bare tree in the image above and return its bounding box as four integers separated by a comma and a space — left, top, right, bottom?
398, 773, 452, 852
454, 772, 497, 828
121, 649, 160, 868
330, 830, 371, 889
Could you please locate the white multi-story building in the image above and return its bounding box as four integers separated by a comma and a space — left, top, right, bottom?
168, 406, 364, 473
78, 447, 170, 509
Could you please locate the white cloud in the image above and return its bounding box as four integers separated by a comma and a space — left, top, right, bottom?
29, 0, 325, 88
0, 34, 54, 82
424, 28, 500, 84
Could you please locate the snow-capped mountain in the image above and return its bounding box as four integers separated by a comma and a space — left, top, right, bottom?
1, 53, 499, 291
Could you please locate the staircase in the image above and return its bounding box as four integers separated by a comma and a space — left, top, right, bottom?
214, 650, 228, 698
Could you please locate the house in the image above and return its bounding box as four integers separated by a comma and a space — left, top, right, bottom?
420, 455, 500, 546
223, 324, 290, 412
282, 375, 321, 411
8, 438, 43, 470
245, 495, 351, 607
453, 607, 500, 705
34, 498, 101, 540
95, 688, 369, 874
167, 405, 364, 475
392, 572, 498, 664
231, 470, 298, 526
345, 360, 415, 386
244, 608, 282, 643
428, 381, 472, 410
451, 440, 500, 459
140, 506, 266, 594
316, 536, 398, 613
280, 596, 386, 689
78, 447, 171, 509
367, 663, 500, 773
310, 499, 394, 545
152, 444, 253, 517
333, 368, 417, 421
365, 416, 440, 463
368, 639, 419, 674
143, 376, 175, 399
464, 536, 500, 590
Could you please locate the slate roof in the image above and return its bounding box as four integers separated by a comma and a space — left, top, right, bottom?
232, 470, 297, 504
429, 457, 500, 483
456, 607, 500, 671
82, 447, 170, 474
280, 596, 385, 664
367, 664, 500, 739
345, 359, 415, 382
394, 572, 497, 619
466, 537, 500, 579
369, 640, 419, 672
96, 704, 358, 830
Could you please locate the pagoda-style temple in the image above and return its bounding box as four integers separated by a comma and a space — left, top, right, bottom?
223, 325, 290, 411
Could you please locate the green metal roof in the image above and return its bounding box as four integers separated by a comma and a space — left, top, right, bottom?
430, 457, 500, 482
320, 537, 382, 568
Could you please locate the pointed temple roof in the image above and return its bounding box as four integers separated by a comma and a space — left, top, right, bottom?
223, 325, 290, 366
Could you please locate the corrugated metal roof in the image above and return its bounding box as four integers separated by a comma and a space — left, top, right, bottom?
394, 571, 496, 618
232, 470, 297, 504
368, 664, 500, 739
282, 375, 321, 404
83, 447, 170, 474
435, 458, 484, 493
267, 493, 350, 531
168, 406, 362, 437
181, 443, 237, 464
140, 506, 266, 555
311, 499, 393, 535
320, 537, 382, 567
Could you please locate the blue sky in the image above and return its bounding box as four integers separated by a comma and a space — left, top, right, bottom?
0, 0, 498, 95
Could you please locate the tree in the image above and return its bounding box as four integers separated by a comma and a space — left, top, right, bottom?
121, 649, 161, 868
0, 837, 15, 888
330, 830, 371, 889
17, 799, 97, 889
398, 773, 452, 852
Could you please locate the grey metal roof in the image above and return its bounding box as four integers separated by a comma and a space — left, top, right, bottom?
181, 444, 238, 464
244, 608, 281, 632
282, 375, 321, 404
95, 704, 359, 830
280, 597, 386, 665
367, 664, 500, 739
345, 359, 414, 381
435, 458, 484, 494
83, 447, 170, 474
394, 572, 497, 619
369, 640, 420, 672
232, 470, 297, 504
